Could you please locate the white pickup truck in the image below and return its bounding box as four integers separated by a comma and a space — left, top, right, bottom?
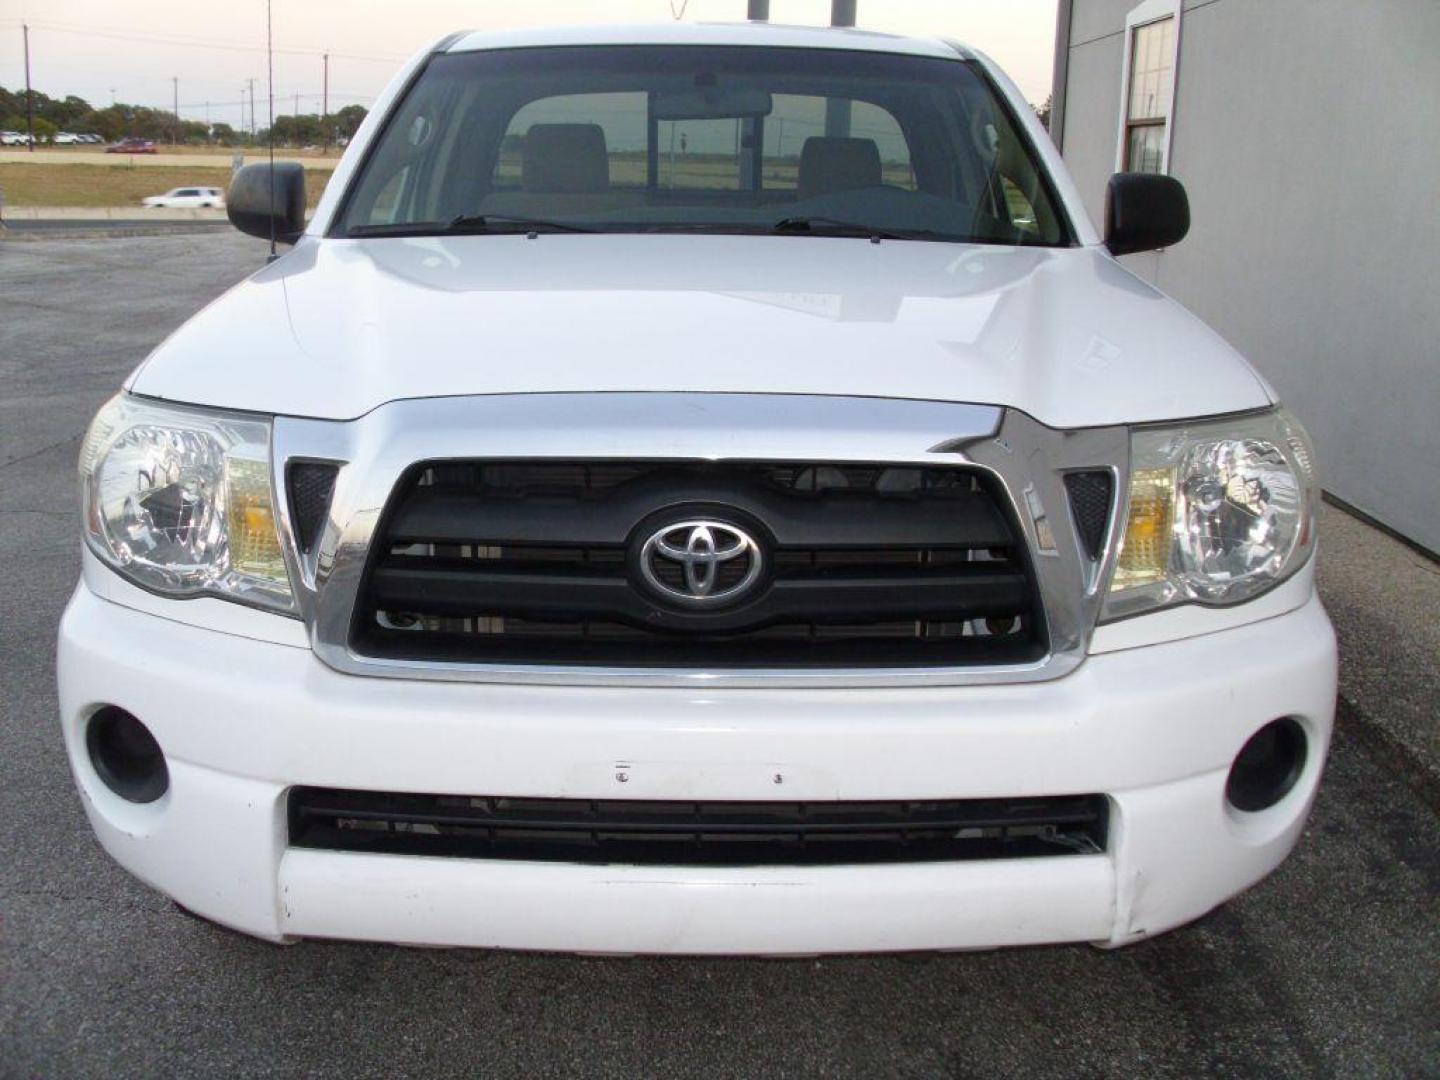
60, 22, 1336, 954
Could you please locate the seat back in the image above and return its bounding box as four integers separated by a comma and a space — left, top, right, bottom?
523, 123, 610, 193
797, 137, 882, 201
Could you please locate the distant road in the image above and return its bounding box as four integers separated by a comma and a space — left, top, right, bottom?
0, 148, 337, 170
1, 217, 230, 236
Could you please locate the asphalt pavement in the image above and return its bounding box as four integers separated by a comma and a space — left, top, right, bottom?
1, 232, 1436, 1079
1, 217, 231, 238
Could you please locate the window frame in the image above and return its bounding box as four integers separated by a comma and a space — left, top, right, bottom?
1114, 0, 1183, 174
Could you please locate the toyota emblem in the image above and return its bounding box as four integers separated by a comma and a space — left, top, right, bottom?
637, 520, 764, 606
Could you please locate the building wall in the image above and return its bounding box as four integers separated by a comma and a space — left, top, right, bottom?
1056, 0, 1440, 552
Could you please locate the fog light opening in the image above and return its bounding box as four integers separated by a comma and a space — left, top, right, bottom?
1226, 717, 1307, 813
86, 706, 169, 804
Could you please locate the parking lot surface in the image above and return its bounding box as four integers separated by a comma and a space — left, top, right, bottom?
1, 233, 1436, 1078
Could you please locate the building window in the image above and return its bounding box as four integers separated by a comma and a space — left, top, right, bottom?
1125, 18, 1174, 172
1115, 1, 1182, 174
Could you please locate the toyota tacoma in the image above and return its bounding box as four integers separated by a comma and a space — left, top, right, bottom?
58, 23, 1336, 953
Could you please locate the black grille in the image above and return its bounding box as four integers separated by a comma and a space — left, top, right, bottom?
287, 463, 339, 554
351, 460, 1045, 668
289, 788, 1109, 866
1064, 470, 1114, 560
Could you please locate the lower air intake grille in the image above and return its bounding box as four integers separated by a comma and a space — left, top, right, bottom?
351, 460, 1046, 669
289, 788, 1109, 866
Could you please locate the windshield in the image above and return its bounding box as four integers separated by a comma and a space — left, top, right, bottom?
333, 45, 1072, 246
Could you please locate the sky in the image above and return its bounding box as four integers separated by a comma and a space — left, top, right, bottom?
0, 0, 1058, 131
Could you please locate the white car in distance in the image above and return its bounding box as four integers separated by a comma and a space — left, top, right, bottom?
141, 186, 226, 209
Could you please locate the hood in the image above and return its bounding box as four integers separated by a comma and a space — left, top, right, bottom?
130, 234, 1272, 428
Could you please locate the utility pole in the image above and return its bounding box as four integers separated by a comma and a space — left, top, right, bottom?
746, 0, 769, 19
247, 78, 257, 139
172, 76, 179, 146
322, 53, 329, 151
22, 24, 34, 152
825, 1, 857, 137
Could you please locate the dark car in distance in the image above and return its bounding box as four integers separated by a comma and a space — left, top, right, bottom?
105, 139, 158, 155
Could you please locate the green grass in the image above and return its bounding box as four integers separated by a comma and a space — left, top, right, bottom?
0, 162, 332, 208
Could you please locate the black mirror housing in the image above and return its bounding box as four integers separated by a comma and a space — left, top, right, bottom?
1104, 172, 1189, 256
227, 162, 307, 244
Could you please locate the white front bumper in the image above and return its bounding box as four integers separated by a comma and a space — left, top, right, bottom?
57, 581, 1336, 954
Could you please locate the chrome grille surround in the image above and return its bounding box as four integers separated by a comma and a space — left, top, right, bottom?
270, 393, 1128, 687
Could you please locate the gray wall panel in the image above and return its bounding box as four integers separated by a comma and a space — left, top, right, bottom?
1058, 0, 1440, 551
1068, 0, 1143, 49
1059, 26, 1124, 224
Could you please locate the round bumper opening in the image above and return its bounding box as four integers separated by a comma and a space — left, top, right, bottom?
86, 706, 169, 804
1226, 717, 1307, 813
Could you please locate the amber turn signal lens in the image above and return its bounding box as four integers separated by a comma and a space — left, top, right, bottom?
1114, 467, 1173, 588
226, 457, 285, 579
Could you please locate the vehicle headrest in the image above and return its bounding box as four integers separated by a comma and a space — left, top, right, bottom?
522, 123, 610, 193
798, 137, 882, 201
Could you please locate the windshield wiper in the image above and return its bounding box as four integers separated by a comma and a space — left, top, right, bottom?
346, 214, 596, 238
771, 216, 916, 241
443, 213, 596, 234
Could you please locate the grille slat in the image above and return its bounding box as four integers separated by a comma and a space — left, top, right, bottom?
289, 788, 1109, 865
351, 460, 1045, 669
368, 562, 1029, 630
387, 484, 1014, 549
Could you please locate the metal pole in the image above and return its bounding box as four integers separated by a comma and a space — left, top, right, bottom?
824, 1, 856, 136
248, 78, 257, 138
266, 0, 276, 261
746, 0, 769, 20
172, 77, 179, 146
322, 53, 329, 151
23, 24, 34, 152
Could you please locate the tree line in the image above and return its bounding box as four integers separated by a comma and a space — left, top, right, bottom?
0, 85, 367, 147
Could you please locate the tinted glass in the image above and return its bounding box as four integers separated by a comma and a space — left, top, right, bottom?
1127, 19, 1174, 122
1126, 123, 1165, 174
335, 45, 1071, 246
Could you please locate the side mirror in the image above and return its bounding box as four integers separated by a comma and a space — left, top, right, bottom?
227, 162, 306, 244
1104, 172, 1189, 256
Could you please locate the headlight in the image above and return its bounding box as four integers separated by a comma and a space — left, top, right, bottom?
1104, 407, 1316, 620
79, 394, 294, 613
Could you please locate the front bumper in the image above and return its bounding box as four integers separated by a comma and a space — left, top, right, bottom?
57, 581, 1336, 954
